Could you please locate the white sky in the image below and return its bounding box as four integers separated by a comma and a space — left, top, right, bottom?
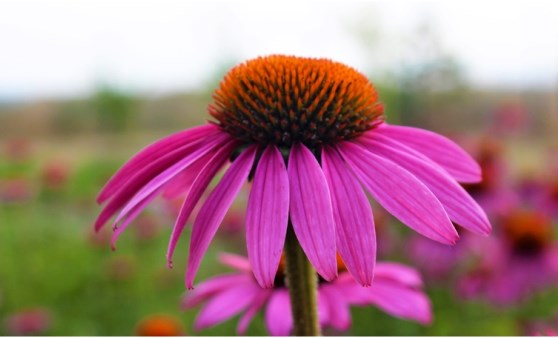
0, 0, 557, 100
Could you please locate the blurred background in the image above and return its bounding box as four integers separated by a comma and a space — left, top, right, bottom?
1, 0, 557, 335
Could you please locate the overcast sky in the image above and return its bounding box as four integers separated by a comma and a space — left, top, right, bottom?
1, 0, 557, 100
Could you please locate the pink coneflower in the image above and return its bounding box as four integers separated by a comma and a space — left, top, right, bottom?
183, 253, 431, 335
458, 210, 558, 305
4, 307, 52, 335
96, 55, 490, 288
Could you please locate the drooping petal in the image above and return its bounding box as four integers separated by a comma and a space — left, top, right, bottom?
186, 146, 257, 288
322, 146, 376, 286
162, 157, 210, 199
114, 135, 229, 225
219, 253, 252, 273
359, 134, 491, 235
374, 262, 423, 288
98, 124, 218, 203
246, 145, 290, 288
237, 290, 273, 335
95, 141, 202, 231
182, 274, 252, 308
366, 280, 432, 325
339, 141, 458, 245
194, 283, 260, 331
288, 143, 337, 281
110, 187, 161, 249
319, 285, 351, 331
375, 124, 481, 183
95, 132, 231, 231
265, 290, 293, 336
166, 142, 236, 267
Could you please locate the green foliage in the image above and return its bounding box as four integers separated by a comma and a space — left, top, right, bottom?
93, 86, 138, 133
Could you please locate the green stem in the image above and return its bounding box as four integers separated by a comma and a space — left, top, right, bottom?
284, 224, 321, 336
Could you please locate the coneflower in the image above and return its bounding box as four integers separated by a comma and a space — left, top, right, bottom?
96, 55, 490, 335
182, 253, 432, 336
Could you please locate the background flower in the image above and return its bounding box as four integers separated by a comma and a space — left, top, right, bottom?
183, 253, 432, 335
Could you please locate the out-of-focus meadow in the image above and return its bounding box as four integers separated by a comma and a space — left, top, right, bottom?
1, 1, 558, 336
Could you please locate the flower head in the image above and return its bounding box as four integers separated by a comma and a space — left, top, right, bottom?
182, 253, 431, 335
458, 209, 558, 305
3, 308, 52, 335
96, 55, 490, 288
209, 55, 384, 148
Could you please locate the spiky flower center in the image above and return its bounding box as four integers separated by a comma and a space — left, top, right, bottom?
502, 211, 551, 256
209, 55, 384, 149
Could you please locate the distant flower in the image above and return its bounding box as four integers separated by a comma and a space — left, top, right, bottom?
96, 55, 490, 288
458, 210, 558, 305
135, 314, 185, 336
182, 253, 431, 335
4, 308, 52, 335
3, 138, 32, 163
0, 178, 35, 204
489, 101, 530, 136
41, 161, 70, 190
462, 137, 516, 218
523, 315, 558, 336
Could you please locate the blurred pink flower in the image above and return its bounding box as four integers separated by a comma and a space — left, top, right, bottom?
182, 253, 432, 335
523, 315, 558, 336
96, 55, 489, 289
462, 137, 517, 218
41, 161, 70, 190
458, 210, 558, 305
3, 138, 32, 163
4, 308, 52, 335
0, 178, 35, 204
489, 101, 530, 136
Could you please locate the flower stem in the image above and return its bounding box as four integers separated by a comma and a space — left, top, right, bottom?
284, 224, 321, 336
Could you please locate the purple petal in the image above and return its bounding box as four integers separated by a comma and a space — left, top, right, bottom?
162, 158, 209, 199
182, 273, 252, 308
186, 146, 257, 288
265, 290, 293, 336
339, 141, 457, 245
246, 145, 290, 288
317, 291, 331, 327
237, 290, 273, 335
367, 280, 433, 325
219, 253, 252, 273
166, 142, 236, 267
375, 124, 481, 183
322, 146, 376, 286
288, 143, 337, 281
98, 124, 218, 203
194, 283, 260, 331
95, 131, 230, 231
374, 262, 423, 288
110, 187, 161, 249
320, 285, 351, 331
332, 274, 375, 305
359, 134, 491, 236
114, 135, 229, 226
